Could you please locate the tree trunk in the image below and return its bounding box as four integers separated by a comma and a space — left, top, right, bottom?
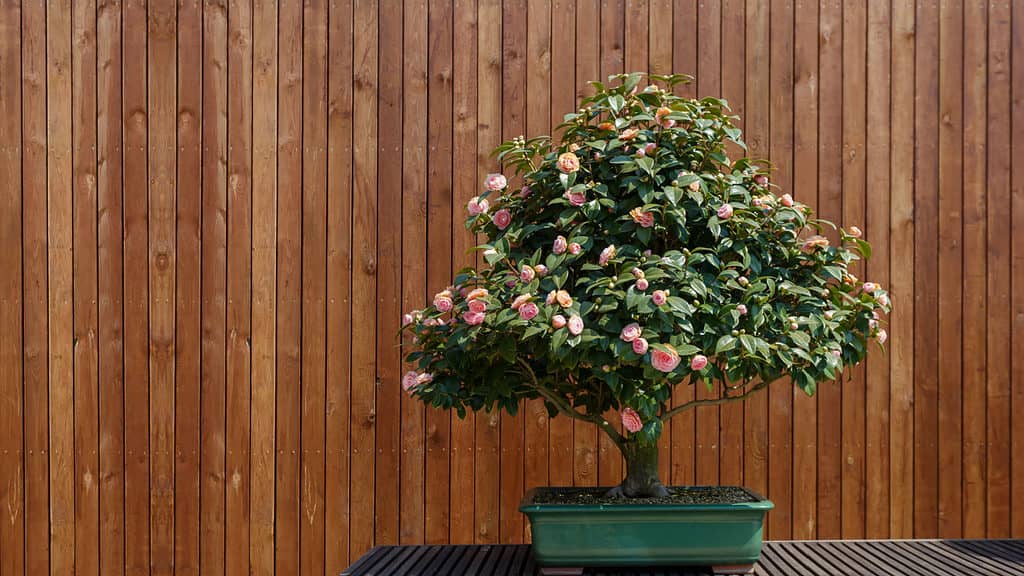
606, 438, 669, 498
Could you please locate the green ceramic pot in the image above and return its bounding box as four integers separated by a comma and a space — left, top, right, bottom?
520, 487, 773, 570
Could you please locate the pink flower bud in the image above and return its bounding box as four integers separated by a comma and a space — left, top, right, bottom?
690, 354, 708, 371
632, 337, 649, 355
553, 235, 568, 255
534, 264, 548, 277
780, 193, 794, 207
599, 245, 616, 266
493, 209, 512, 230
520, 265, 536, 283
568, 242, 582, 255
567, 315, 584, 336
650, 346, 681, 372
652, 290, 668, 306
619, 323, 642, 343
736, 304, 747, 315
621, 408, 643, 433
518, 302, 540, 321
551, 314, 567, 329
467, 196, 490, 215
484, 173, 507, 191
717, 203, 734, 219
635, 278, 649, 291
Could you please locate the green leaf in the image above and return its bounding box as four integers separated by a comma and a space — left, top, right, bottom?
715, 335, 737, 354
790, 330, 811, 349
739, 334, 757, 355
550, 329, 567, 352
707, 215, 721, 239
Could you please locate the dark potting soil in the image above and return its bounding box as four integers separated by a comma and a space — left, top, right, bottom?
527, 486, 759, 506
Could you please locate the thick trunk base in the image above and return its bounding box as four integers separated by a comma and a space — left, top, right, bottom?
604, 439, 668, 498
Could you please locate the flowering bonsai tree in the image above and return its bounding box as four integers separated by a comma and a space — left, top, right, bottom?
401, 73, 890, 498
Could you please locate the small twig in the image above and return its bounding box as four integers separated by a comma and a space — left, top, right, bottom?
660, 378, 774, 422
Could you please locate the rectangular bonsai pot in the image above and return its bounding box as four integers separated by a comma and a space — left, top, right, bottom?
519, 487, 773, 569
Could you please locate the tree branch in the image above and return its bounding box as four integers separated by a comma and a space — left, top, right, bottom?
660, 378, 775, 422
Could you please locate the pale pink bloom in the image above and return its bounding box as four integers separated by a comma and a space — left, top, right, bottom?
467, 196, 490, 215
555, 290, 573, 308
546, 291, 558, 305
433, 294, 454, 312
848, 225, 863, 238
631, 268, 645, 279
876, 329, 888, 344
643, 142, 657, 155
632, 337, 649, 355
689, 180, 701, 192
484, 173, 507, 191
751, 197, 763, 208
736, 304, 747, 315
635, 278, 649, 291
780, 193, 794, 207
832, 349, 842, 357
738, 276, 749, 287
661, 118, 676, 129
565, 189, 587, 206
568, 242, 582, 255
403, 371, 420, 392
801, 235, 830, 253
463, 311, 486, 325
493, 209, 512, 230
468, 299, 488, 314
690, 354, 708, 371
620, 322, 642, 343
466, 287, 489, 301
557, 152, 581, 174
599, 245, 616, 266
416, 372, 434, 385
520, 265, 536, 283
403, 313, 414, 326
651, 290, 668, 306
635, 147, 646, 158
643, 249, 652, 256
520, 185, 532, 198
621, 408, 644, 433
553, 235, 568, 255
824, 310, 835, 320
869, 319, 879, 330
630, 207, 654, 228
519, 302, 540, 321
754, 174, 769, 187
650, 345, 681, 372
862, 282, 878, 293
717, 204, 734, 219
620, 128, 640, 141
551, 314, 567, 329
567, 315, 584, 336
877, 293, 890, 307
510, 293, 533, 310
534, 264, 548, 277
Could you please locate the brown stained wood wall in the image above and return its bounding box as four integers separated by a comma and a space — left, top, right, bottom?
0, 0, 1022, 573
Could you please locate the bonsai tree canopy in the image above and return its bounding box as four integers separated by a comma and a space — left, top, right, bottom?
401, 73, 890, 498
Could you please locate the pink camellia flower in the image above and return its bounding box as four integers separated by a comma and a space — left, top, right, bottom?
869, 319, 879, 331
468, 299, 487, 314
620, 127, 640, 141
801, 235, 830, 253
620, 322, 642, 343
754, 174, 769, 187
656, 106, 672, 119
872, 310, 880, 320
546, 291, 557, 305
717, 203, 734, 219
567, 315, 584, 336
651, 290, 668, 306
650, 345, 681, 372
736, 304, 747, 315
557, 152, 581, 174
462, 311, 486, 325
403, 313, 414, 326
632, 268, 645, 279
862, 282, 878, 293
848, 225, 863, 238
565, 189, 587, 206
632, 337, 649, 355
780, 193, 794, 207
876, 329, 888, 344
690, 354, 708, 371
688, 180, 701, 192
661, 118, 677, 129
555, 290, 573, 308
644, 142, 657, 155
877, 293, 890, 307
599, 245, 616, 266
520, 265, 536, 283
621, 407, 644, 434
493, 209, 512, 230
519, 185, 532, 198
510, 293, 532, 310
484, 173, 507, 191
635, 278, 649, 291
519, 302, 540, 321
466, 287, 489, 301
553, 235, 568, 255
568, 242, 582, 255
416, 372, 434, 386
403, 371, 420, 392
433, 292, 454, 312
630, 207, 655, 228
752, 197, 763, 208
534, 264, 548, 277
599, 121, 615, 131
635, 147, 646, 158
467, 196, 490, 215
551, 314, 567, 329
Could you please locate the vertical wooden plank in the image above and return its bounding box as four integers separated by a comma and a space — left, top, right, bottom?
815, 0, 842, 538
350, 0, 378, 557
176, 0, 202, 573
475, 0, 501, 543
0, 1, 24, 574
148, 0, 176, 571
1010, 0, 1024, 539
500, 0, 526, 543
21, 1, 50, 572
72, 0, 100, 572
572, 0, 598, 489
865, 0, 892, 540
888, 0, 915, 540
374, 0, 401, 549
252, 0, 278, 571
649, 0, 673, 485
426, 0, 453, 545
122, 0, 150, 571
936, 0, 963, 539
696, 0, 722, 490
326, 0, 353, 568
201, 0, 228, 571
671, 0, 697, 489
227, 0, 254, 572
276, 0, 302, 568
97, 0, 125, 571
401, 0, 428, 546
792, 0, 818, 540
524, 0, 552, 504
625, 0, 648, 72
450, 0, 478, 545
743, 0, 769, 505
985, 0, 1012, 539
914, 0, 940, 538
961, 0, 987, 540
547, 0, 575, 489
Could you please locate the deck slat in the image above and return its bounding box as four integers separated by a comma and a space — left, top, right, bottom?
343, 540, 1024, 575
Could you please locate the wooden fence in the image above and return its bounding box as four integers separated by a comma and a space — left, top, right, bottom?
0, 0, 1022, 574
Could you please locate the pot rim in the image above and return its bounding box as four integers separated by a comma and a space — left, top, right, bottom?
519, 485, 775, 513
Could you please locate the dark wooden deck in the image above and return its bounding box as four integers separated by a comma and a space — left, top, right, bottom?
342, 539, 1024, 575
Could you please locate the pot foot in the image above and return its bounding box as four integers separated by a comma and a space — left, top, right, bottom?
712, 563, 755, 574
539, 568, 584, 575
